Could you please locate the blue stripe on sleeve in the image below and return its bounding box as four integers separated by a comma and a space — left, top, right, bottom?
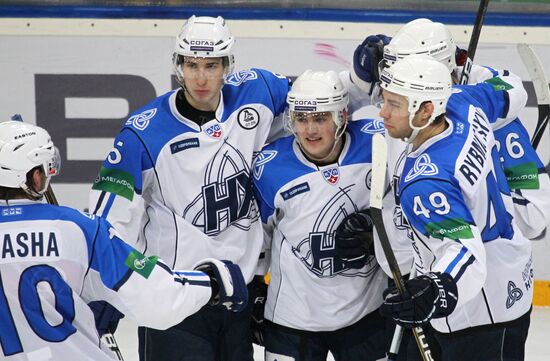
102, 192, 117, 216
444, 245, 468, 274
453, 255, 476, 283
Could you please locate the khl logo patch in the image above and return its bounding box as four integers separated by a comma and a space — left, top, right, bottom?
322, 167, 340, 185
205, 124, 222, 138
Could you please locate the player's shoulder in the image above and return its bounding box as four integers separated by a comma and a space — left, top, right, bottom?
254, 135, 296, 177
348, 118, 385, 137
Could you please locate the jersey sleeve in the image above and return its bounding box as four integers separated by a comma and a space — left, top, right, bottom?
256, 68, 291, 117
494, 120, 550, 238
81, 215, 211, 330
400, 178, 487, 308
89, 128, 150, 246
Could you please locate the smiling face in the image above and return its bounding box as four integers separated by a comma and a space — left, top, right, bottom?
292, 111, 343, 163
181, 57, 225, 111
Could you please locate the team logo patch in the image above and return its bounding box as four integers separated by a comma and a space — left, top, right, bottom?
361, 119, 385, 134
322, 167, 340, 185
237, 107, 260, 130
125, 108, 156, 131
205, 124, 223, 138
506, 281, 523, 309
404, 154, 439, 182
253, 150, 278, 180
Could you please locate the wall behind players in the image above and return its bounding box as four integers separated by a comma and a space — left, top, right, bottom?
1, 17, 549, 284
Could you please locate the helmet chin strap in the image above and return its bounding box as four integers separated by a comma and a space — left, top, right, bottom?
402, 110, 432, 144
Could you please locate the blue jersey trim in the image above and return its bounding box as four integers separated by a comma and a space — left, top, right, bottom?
102, 192, 116, 216
444, 245, 467, 274
1, 6, 549, 26
453, 254, 476, 283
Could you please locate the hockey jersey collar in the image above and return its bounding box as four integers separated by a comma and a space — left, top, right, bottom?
168, 89, 225, 131
408, 117, 453, 158
0, 198, 42, 207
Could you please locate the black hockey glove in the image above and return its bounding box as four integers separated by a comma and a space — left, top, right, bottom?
352, 34, 392, 93
250, 275, 268, 346
88, 301, 125, 337
380, 272, 458, 329
335, 209, 374, 269
193, 258, 248, 312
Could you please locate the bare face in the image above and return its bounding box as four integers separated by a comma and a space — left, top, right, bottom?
293, 111, 341, 162
379, 90, 413, 140
181, 57, 225, 111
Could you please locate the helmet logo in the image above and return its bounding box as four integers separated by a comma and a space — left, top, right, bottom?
190, 40, 215, 52
237, 107, 260, 130
205, 124, 223, 138
322, 167, 340, 185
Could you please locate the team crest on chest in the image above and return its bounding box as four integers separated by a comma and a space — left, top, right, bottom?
205, 123, 222, 138
237, 107, 260, 130
322, 167, 340, 185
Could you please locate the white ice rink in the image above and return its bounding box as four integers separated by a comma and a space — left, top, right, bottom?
115, 307, 550, 361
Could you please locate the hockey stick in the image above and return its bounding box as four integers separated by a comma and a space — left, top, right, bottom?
370, 134, 434, 361
517, 43, 550, 151
459, 0, 490, 85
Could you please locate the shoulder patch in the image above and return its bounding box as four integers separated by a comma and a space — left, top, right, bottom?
254, 150, 278, 180
226, 70, 258, 86
404, 154, 439, 182
237, 107, 260, 130
125, 108, 157, 131
360, 119, 385, 134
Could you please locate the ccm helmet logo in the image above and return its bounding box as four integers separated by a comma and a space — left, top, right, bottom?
190, 40, 214, 46
294, 100, 317, 106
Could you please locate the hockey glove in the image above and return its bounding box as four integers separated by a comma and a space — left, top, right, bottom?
335, 209, 374, 269
88, 301, 125, 337
455, 46, 468, 67
193, 258, 248, 312
250, 275, 268, 346
352, 34, 392, 94
380, 272, 458, 329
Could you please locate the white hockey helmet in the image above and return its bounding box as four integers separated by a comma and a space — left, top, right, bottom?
379, 55, 452, 142
287, 70, 349, 138
173, 15, 235, 84
0, 121, 60, 195
382, 18, 457, 73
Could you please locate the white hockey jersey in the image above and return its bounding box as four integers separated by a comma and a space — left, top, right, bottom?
0, 199, 211, 361
253, 119, 388, 331
464, 65, 550, 239
89, 69, 289, 283
396, 83, 532, 333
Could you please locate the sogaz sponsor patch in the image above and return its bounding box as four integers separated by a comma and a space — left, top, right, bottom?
92, 167, 135, 201
425, 218, 474, 240
125, 250, 158, 279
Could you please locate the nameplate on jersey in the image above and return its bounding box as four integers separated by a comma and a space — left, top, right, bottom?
170, 138, 200, 154
321, 167, 340, 185
280, 182, 310, 201
2, 207, 22, 216
1, 231, 60, 263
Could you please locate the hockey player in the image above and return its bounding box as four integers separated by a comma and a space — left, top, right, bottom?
252, 70, 388, 361
89, 15, 290, 361
377, 55, 532, 361
0, 120, 248, 361
356, 18, 550, 241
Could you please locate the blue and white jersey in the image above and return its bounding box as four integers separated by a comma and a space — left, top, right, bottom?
0, 200, 211, 361
253, 119, 387, 331
89, 69, 289, 283
465, 64, 550, 239
396, 84, 532, 333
